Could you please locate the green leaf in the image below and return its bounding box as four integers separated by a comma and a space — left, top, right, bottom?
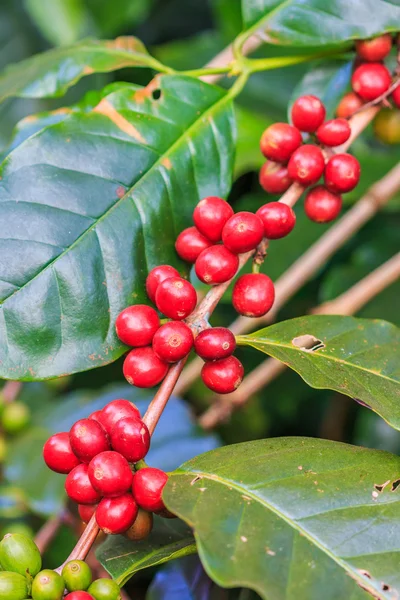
24, 0, 91, 46
96, 517, 197, 586
237, 315, 400, 430
234, 105, 269, 178
0, 75, 235, 379
241, 1, 400, 47
164, 437, 400, 600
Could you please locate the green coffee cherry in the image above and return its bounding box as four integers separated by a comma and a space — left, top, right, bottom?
62, 560, 92, 592
0, 533, 42, 577
31, 570, 65, 600
0, 436, 6, 463
87, 578, 122, 600
374, 109, 400, 144
1, 523, 35, 539
1, 402, 30, 435
0, 571, 29, 600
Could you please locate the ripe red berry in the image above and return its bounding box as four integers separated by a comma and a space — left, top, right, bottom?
78, 503, 98, 524
96, 494, 138, 535
336, 92, 364, 118
175, 227, 212, 263
287, 145, 325, 186
356, 34, 392, 62
194, 327, 236, 361
392, 84, 400, 108
222, 212, 264, 254
115, 305, 160, 347
96, 399, 141, 435
155, 277, 197, 320
304, 186, 342, 223
43, 432, 81, 474
88, 451, 133, 497
195, 245, 239, 285
324, 153, 361, 193
65, 592, 94, 600
193, 196, 234, 242
201, 356, 244, 394
132, 467, 168, 512
351, 63, 392, 101
259, 162, 292, 194
69, 419, 110, 464
260, 123, 302, 163
123, 347, 168, 388
88, 410, 104, 427
152, 321, 193, 363
232, 273, 275, 317
256, 202, 296, 239
146, 265, 180, 303
110, 417, 150, 463
291, 95, 326, 132
316, 118, 351, 147
65, 464, 102, 505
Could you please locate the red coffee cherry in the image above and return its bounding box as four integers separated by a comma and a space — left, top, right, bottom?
356, 34, 392, 62
65, 592, 95, 600
193, 196, 234, 242
65, 464, 102, 505
324, 153, 361, 193
351, 63, 392, 101
110, 417, 150, 463
201, 356, 244, 394
155, 277, 197, 320
260, 123, 302, 163
392, 84, 400, 108
88, 410, 104, 427
194, 327, 236, 361
132, 467, 168, 512
43, 432, 81, 474
152, 321, 194, 363
336, 92, 364, 118
175, 227, 212, 263
88, 451, 133, 497
291, 95, 326, 132
78, 503, 98, 524
96, 494, 138, 535
259, 162, 292, 194
316, 118, 351, 147
305, 186, 342, 223
69, 419, 110, 464
96, 399, 141, 435
123, 347, 169, 388
146, 265, 180, 303
115, 305, 160, 347
232, 273, 275, 317
256, 202, 296, 239
222, 212, 264, 254
287, 145, 325, 185
195, 245, 239, 285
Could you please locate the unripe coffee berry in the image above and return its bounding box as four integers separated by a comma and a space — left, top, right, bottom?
78, 503, 98, 524
96, 494, 138, 535
287, 145, 325, 185
0, 533, 42, 577
88, 579, 121, 600
222, 212, 264, 254
155, 277, 197, 320
232, 273, 275, 317
356, 34, 392, 62
96, 399, 140, 435
65, 464, 102, 505
316, 118, 351, 147
88, 451, 133, 497
0, 571, 29, 600
31, 570, 65, 600
351, 63, 392, 101
115, 305, 160, 347
195, 245, 239, 285
152, 321, 194, 363
259, 162, 292, 194
1, 402, 30, 434
373, 109, 400, 144
110, 417, 150, 463
201, 356, 244, 394
124, 509, 153, 541
193, 196, 234, 242
304, 186, 342, 222
65, 593, 95, 600
324, 153, 361, 193
132, 467, 168, 512
336, 92, 363, 118
62, 561, 92, 592
146, 265, 180, 303
69, 419, 110, 464
194, 327, 236, 361
123, 347, 169, 388
256, 202, 296, 239
291, 95, 326, 132
43, 432, 81, 474
175, 227, 212, 263
260, 123, 302, 163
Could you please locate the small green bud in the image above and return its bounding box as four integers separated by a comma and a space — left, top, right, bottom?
31, 569, 65, 600
88, 578, 122, 600
1, 402, 30, 435
0, 571, 29, 600
0, 533, 42, 577
62, 560, 92, 592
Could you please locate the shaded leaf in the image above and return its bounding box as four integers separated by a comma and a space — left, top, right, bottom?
24, 0, 91, 46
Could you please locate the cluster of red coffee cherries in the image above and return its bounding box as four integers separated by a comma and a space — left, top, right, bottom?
43, 399, 170, 537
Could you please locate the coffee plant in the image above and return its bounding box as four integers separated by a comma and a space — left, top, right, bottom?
0, 1, 400, 599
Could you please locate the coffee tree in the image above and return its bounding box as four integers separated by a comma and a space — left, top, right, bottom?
0, 1, 400, 599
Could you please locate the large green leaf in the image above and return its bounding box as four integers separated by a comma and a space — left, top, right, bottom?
0, 75, 235, 380
24, 0, 91, 47
241, 0, 400, 47
236, 316, 400, 430
164, 437, 400, 600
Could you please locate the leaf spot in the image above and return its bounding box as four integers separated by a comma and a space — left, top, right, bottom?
116, 186, 126, 198
372, 490, 379, 499
240, 536, 248, 542
94, 99, 146, 144
292, 334, 325, 352
391, 479, 400, 492
298, 465, 303, 470
199, 487, 207, 492
359, 569, 371, 579
190, 476, 201, 486
162, 157, 172, 170
266, 548, 276, 556
374, 480, 390, 493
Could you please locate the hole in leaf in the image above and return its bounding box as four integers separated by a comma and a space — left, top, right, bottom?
382, 583, 390, 592
291, 334, 325, 352
152, 89, 161, 100
391, 479, 400, 492
374, 480, 390, 493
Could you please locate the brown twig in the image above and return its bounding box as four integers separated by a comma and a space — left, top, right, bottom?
55, 514, 100, 573
2, 381, 22, 403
